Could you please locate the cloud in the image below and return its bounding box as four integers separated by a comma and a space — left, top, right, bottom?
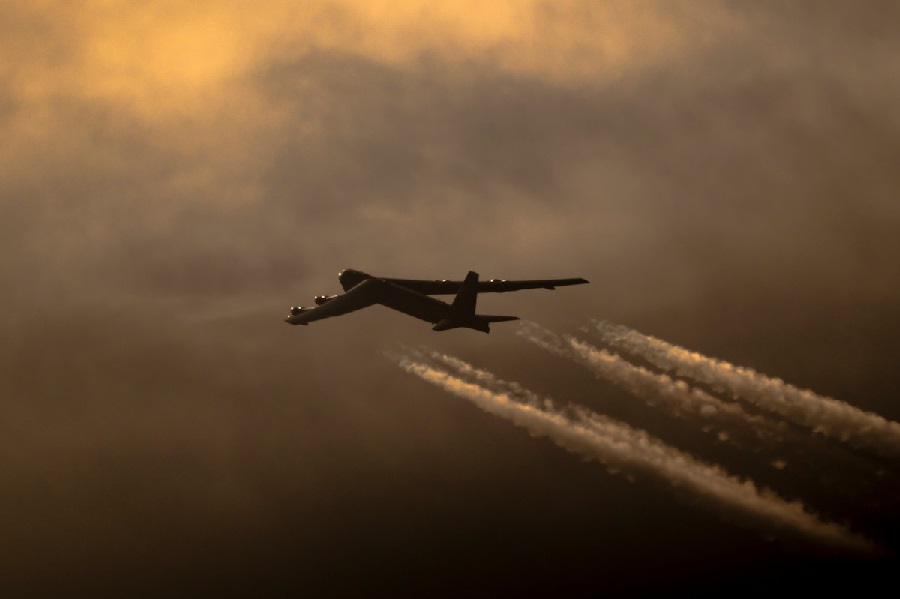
2, 2, 899, 594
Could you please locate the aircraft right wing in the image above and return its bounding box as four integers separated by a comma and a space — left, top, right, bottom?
287, 278, 457, 326
285, 278, 384, 325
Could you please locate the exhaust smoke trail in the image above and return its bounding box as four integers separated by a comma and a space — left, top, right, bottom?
516, 322, 787, 446
425, 349, 663, 450
589, 320, 900, 458
389, 352, 879, 554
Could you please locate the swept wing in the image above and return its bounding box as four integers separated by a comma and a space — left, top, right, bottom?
285, 278, 384, 325
390, 277, 589, 295
287, 278, 460, 326
339, 269, 588, 294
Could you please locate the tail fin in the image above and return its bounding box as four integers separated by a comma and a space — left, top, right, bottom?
451, 271, 479, 316
435, 271, 517, 333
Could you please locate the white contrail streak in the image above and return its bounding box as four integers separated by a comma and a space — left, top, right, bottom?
390, 353, 879, 554
516, 322, 786, 445
589, 320, 900, 457
425, 350, 673, 452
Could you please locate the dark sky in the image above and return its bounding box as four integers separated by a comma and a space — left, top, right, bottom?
3, 1, 899, 596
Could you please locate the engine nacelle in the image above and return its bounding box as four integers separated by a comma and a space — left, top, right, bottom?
290, 306, 313, 316
315, 294, 338, 305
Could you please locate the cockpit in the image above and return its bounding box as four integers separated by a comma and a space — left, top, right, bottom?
338, 269, 371, 291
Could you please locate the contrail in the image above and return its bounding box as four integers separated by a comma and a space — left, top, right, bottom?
516, 322, 787, 446
425, 349, 669, 451
389, 352, 879, 554
589, 320, 900, 457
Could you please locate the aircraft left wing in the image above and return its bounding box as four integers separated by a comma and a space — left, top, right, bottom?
382, 276, 589, 296
337, 269, 589, 294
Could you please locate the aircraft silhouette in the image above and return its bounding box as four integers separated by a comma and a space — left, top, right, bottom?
284, 269, 589, 333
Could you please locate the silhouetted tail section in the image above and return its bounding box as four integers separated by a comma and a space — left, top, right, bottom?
451, 271, 480, 316
430, 271, 518, 333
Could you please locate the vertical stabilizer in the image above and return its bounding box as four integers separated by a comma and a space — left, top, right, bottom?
434, 271, 516, 333
451, 271, 479, 316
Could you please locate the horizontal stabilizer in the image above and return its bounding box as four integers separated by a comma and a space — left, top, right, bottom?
482, 315, 519, 323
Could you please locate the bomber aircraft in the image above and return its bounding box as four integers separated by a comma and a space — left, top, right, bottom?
284, 269, 589, 333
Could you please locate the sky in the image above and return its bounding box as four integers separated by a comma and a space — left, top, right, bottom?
2, 1, 899, 596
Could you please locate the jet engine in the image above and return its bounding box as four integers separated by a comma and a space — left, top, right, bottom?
314, 294, 338, 305
290, 306, 313, 316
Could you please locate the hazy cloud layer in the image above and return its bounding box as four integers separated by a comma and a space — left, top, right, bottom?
3, 1, 899, 595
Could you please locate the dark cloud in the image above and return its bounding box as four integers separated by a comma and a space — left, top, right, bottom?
2, 2, 899, 595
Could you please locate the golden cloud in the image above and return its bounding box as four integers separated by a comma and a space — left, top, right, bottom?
6, 1, 738, 121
